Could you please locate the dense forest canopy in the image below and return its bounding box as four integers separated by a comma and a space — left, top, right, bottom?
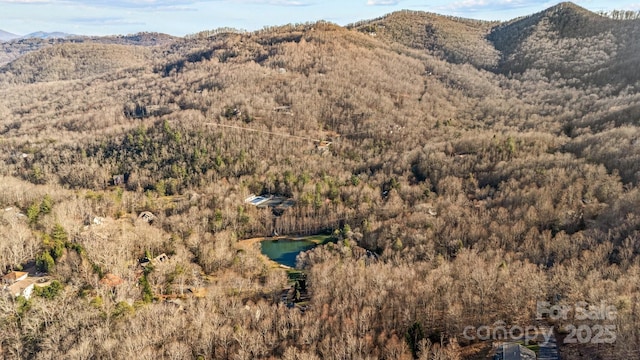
1, 2, 640, 359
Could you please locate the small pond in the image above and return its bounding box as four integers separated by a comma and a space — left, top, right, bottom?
260, 236, 332, 268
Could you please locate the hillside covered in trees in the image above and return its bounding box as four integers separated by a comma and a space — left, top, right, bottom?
1, 2, 640, 359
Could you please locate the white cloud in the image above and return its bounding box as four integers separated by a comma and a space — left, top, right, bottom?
0, 0, 315, 7
367, 0, 399, 6
263, 0, 312, 5
0, 0, 54, 3
0, 0, 201, 7
69, 16, 146, 26
232, 0, 313, 5
445, 0, 547, 11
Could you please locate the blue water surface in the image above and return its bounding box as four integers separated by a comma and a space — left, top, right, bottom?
260, 239, 317, 268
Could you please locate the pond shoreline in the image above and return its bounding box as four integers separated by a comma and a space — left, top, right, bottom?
237, 234, 334, 269
236, 236, 292, 269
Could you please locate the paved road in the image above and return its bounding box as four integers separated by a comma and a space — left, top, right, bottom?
538, 327, 560, 360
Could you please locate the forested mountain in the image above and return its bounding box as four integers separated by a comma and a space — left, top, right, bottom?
1, 43, 150, 83
350, 10, 500, 68
0, 32, 177, 66
1, 2, 639, 359
488, 2, 640, 88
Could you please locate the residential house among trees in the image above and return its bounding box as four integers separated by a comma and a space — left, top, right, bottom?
1, 271, 36, 299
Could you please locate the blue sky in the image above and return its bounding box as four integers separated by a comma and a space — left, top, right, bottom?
1, 0, 638, 36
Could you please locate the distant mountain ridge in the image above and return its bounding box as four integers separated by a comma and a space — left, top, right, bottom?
0, 32, 178, 66
0, 30, 75, 42
0, 30, 19, 42
22, 31, 74, 40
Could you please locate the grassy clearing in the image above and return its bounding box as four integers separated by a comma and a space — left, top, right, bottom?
301, 234, 335, 244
